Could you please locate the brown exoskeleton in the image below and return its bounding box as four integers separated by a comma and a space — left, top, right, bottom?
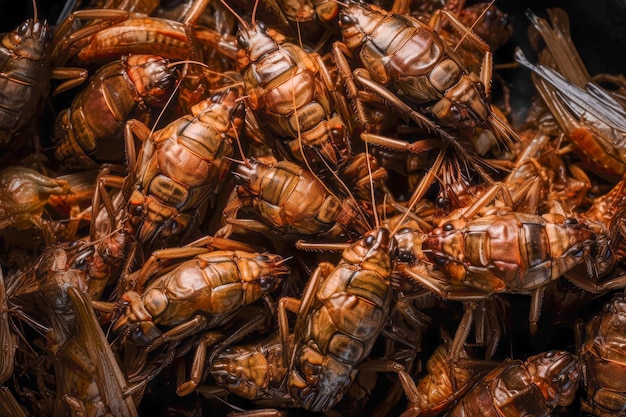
397, 181, 626, 333
209, 131, 446, 413
128, 88, 243, 244
53, 54, 177, 169
222, 0, 353, 173
396, 307, 488, 417
208, 332, 294, 407
0, 12, 52, 147
334, 1, 518, 151
107, 238, 288, 349
50, 0, 224, 66
51, 228, 135, 301
0, 166, 72, 231
92, 236, 288, 399
0, 3, 86, 149
5, 244, 138, 417
580, 292, 626, 416
92, 88, 244, 247
217, 155, 373, 241
278, 226, 398, 411
449, 350, 581, 417
208, 227, 398, 412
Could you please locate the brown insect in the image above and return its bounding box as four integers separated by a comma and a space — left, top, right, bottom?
55, 229, 134, 301
398, 181, 606, 333
53, 54, 177, 168
334, 1, 517, 147
209, 332, 294, 407
50, 0, 231, 67
110, 87, 244, 246
207, 227, 399, 413
580, 292, 626, 417
0, 0, 88, 151
218, 155, 372, 241
277, 226, 398, 411
0, 166, 72, 231
108, 242, 288, 348
224, 1, 353, 172
397, 337, 477, 416
210, 142, 435, 413
449, 350, 581, 417
431, 1, 512, 77
5, 245, 138, 417
0, 13, 52, 146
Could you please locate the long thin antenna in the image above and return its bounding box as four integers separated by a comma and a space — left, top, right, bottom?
219, 0, 250, 31
390, 148, 445, 237
296, 14, 304, 50
251, 0, 261, 27
31, 0, 38, 22
150, 67, 184, 140
365, 141, 380, 229
293, 85, 343, 205
231, 119, 252, 169
297, 124, 374, 232
453, 0, 495, 52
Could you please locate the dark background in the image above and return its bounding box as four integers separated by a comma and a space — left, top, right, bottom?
494, 0, 626, 125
